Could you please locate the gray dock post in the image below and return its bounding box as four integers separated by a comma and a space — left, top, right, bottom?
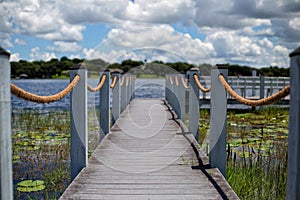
168, 75, 174, 109
132, 75, 135, 100
70, 66, 88, 181
130, 75, 135, 101
252, 70, 257, 96
127, 74, 131, 105
165, 74, 170, 103
189, 69, 200, 140
260, 75, 265, 99
178, 74, 186, 121
170, 74, 176, 112
111, 72, 120, 125
99, 70, 110, 141
0, 47, 13, 200
173, 75, 180, 118
120, 74, 126, 113
287, 47, 300, 200
209, 65, 228, 177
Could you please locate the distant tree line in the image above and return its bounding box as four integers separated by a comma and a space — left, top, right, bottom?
10, 57, 290, 79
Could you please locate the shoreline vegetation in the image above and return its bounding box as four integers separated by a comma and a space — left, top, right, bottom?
11, 57, 289, 80
12, 107, 288, 199
199, 107, 288, 199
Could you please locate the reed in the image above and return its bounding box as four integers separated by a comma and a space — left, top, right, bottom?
200, 107, 288, 199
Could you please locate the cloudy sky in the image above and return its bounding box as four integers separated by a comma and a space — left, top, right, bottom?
1, 0, 300, 68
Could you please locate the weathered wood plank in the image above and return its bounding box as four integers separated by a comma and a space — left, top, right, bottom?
60, 99, 239, 200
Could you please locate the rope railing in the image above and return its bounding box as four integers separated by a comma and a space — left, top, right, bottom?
110, 75, 118, 89
175, 76, 179, 86
218, 74, 290, 106
169, 76, 174, 85
87, 74, 107, 92
181, 77, 189, 89
10, 75, 80, 103
126, 76, 129, 87
193, 74, 211, 93
119, 76, 125, 86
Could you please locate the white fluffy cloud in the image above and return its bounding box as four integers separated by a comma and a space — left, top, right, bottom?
10, 53, 21, 62
2, 0, 84, 41
47, 42, 81, 53
14, 38, 26, 45
98, 25, 215, 64
1, 0, 299, 67
29, 47, 56, 61
0, 33, 13, 48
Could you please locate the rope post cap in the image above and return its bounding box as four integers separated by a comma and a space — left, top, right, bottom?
289, 47, 300, 57
0, 46, 10, 58
70, 63, 87, 70
189, 67, 200, 71
110, 68, 123, 74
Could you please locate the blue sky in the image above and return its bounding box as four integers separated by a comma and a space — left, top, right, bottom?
1, 0, 300, 68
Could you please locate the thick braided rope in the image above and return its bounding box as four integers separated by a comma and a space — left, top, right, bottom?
181, 77, 189, 89
193, 74, 211, 93
11, 75, 80, 103
175, 76, 179, 86
119, 76, 125, 86
169, 76, 174, 85
110, 75, 118, 89
126, 76, 129, 87
87, 74, 107, 92
219, 74, 290, 106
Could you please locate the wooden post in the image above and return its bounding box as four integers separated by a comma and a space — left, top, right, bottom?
132, 75, 135, 99
0, 47, 13, 200
99, 70, 110, 141
130, 75, 135, 101
70, 66, 88, 181
189, 69, 200, 140
168, 75, 174, 109
252, 70, 257, 96
178, 74, 185, 121
209, 65, 228, 177
287, 47, 300, 200
127, 75, 131, 103
173, 75, 181, 118
165, 74, 170, 103
111, 72, 120, 125
120, 74, 126, 113
260, 75, 265, 99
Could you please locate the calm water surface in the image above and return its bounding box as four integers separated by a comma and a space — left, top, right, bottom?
11, 78, 165, 111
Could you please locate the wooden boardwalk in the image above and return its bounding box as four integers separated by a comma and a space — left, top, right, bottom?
60, 99, 239, 199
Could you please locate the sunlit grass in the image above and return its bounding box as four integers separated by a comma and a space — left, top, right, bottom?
199, 107, 288, 200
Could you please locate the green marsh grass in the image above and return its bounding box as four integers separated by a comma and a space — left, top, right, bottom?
199, 107, 288, 200
12, 108, 100, 199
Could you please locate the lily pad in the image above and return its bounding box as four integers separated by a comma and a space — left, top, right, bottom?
17, 180, 46, 193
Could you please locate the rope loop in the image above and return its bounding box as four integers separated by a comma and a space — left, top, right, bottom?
218, 74, 290, 106
126, 76, 129, 87
110, 75, 118, 89
175, 76, 179, 86
119, 76, 125, 86
11, 75, 80, 103
181, 77, 189, 89
87, 74, 107, 92
193, 74, 211, 93
169, 76, 174, 85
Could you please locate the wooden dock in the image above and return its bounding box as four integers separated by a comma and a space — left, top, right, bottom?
60, 99, 239, 199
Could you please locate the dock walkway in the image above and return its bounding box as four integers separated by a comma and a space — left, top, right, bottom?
60, 99, 239, 199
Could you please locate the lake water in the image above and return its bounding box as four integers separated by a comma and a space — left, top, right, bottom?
11, 79, 166, 111
11, 78, 287, 111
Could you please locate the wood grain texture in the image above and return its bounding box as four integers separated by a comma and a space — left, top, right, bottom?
60, 99, 239, 200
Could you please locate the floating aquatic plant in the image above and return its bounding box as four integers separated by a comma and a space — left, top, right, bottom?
17, 180, 46, 192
